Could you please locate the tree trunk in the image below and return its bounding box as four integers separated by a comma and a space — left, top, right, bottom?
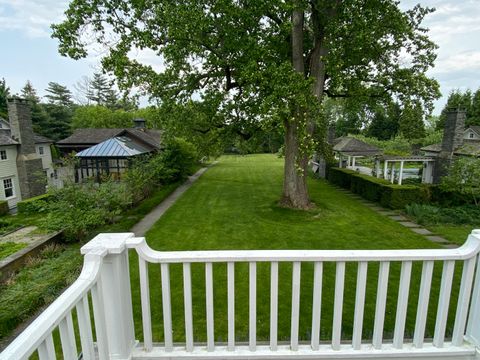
280, 6, 312, 209
281, 119, 311, 209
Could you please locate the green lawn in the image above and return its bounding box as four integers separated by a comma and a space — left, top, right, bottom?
129, 154, 462, 345
428, 225, 473, 245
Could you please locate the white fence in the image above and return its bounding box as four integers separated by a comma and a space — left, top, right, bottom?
2, 231, 480, 360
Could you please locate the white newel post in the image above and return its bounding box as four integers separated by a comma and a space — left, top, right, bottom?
81, 233, 137, 360
466, 230, 480, 349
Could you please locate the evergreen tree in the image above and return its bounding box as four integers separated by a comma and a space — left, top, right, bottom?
365, 102, 401, 140
21, 81, 41, 103
470, 89, 480, 126
399, 102, 425, 140
0, 78, 9, 119
45, 82, 74, 106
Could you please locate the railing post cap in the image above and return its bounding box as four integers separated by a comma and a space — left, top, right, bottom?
81, 233, 135, 255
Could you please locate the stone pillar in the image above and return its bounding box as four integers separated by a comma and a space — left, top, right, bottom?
433, 108, 466, 183
7, 98, 46, 199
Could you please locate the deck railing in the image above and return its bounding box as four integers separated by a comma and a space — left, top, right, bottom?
2, 231, 480, 360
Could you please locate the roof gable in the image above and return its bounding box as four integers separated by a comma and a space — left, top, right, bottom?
333, 137, 381, 155
75, 136, 151, 158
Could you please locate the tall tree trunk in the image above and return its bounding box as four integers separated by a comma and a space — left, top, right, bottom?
281, 6, 312, 209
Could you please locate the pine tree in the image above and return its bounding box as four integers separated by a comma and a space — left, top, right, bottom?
21, 80, 40, 103
399, 102, 425, 140
45, 82, 74, 106
0, 78, 9, 119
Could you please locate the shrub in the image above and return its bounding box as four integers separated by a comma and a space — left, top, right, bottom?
160, 137, 199, 182
405, 203, 480, 226
0, 200, 8, 216
440, 157, 480, 206
327, 167, 430, 209
17, 194, 51, 215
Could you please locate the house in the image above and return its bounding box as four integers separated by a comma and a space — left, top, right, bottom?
56, 119, 162, 183
0, 98, 55, 208
421, 109, 480, 183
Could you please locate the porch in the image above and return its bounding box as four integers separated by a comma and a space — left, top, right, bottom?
2, 231, 480, 360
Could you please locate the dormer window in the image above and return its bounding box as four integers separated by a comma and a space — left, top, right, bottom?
0, 150, 6, 160
470, 133, 475, 139
38, 146, 44, 155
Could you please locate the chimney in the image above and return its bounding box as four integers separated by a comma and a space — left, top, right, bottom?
441, 108, 465, 153
432, 108, 466, 184
133, 118, 146, 130
7, 97, 46, 199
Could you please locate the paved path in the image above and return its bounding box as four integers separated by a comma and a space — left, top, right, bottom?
331, 185, 457, 248
130, 164, 214, 236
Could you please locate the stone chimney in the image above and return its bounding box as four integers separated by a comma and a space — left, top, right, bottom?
432, 108, 466, 183
7, 98, 45, 199
133, 118, 146, 130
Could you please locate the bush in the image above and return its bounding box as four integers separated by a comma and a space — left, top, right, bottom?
405, 203, 480, 226
327, 167, 430, 209
17, 194, 51, 215
0, 200, 8, 216
160, 137, 199, 182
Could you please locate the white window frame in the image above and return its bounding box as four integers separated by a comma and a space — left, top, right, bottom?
0, 150, 7, 161
38, 146, 44, 155
3, 177, 15, 199
470, 132, 475, 139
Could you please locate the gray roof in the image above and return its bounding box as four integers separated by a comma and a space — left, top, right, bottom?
469, 126, 480, 136
76, 136, 151, 158
421, 141, 480, 157
0, 134, 19, 146
333, 137, 382, 156
34, 134, 53, 144
57, 128, 162, 149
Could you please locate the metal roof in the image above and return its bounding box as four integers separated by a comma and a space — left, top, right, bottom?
75, 136, 151, 158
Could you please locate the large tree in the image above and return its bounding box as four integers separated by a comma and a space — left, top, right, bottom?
52, 0, 440, 209
45, 82, 74, 106
0, 78, 9, 119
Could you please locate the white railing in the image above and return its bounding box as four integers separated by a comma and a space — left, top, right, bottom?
2, 231, 480, 360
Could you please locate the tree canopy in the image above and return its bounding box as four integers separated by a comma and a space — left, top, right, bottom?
52, 0, 440, 208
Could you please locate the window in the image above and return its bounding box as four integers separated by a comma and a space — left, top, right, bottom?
0, 150, 6, 160
3, 178, 14, 198
470, 133, 475, 139
38, 146, 44, 155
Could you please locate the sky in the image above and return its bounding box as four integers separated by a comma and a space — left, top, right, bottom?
0, 0, 479, 114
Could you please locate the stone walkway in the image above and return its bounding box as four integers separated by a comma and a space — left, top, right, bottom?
333, 186, 457, 248
0, 226, 45, 245
130, 164, 214, 236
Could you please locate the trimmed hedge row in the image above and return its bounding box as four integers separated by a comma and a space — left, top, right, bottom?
17, 194, 52, 215
326, 167, 430, 209
0, 201, 8, 216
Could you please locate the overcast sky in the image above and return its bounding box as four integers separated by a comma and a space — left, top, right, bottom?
0, 0, 479, 114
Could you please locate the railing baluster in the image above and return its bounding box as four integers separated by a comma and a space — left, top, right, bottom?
206, 262, 215, 352
59, 312, 77, 360
270, 262, 279, 351
38, 334, 56, 360
161, 263, 173, 352
249, 262, 257, 351
227, 262, 235, 351
91, 280, 109, 360
183, 263, 194, 352
332, 261, 345, 350
466, 254, 480, 345
291, 262, 301, 351
373, 261, 390, 349
138, 257, 152, 351
452, 257, 476, 346
311, 262, 323, 351
433, 260, 455, 348
352, 262, 368, 350
413, 260, 434, 348
76, 295, 95, 360
393, 261, 412, 349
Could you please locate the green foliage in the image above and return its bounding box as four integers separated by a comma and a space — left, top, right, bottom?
160, 138, 199, 182
0, 200, 9, 216
45, 82, 74, 106
441, 157, 480, 206
327, 167, 429, 209
0, 78, 9, 119
437, 88, 480, 129
399, 101, 425, 140
0, 242, 27, 260
365, 103, 401, 140
17, 194, 52, 215
352, 134, 412, 156
405, 203, 480, 226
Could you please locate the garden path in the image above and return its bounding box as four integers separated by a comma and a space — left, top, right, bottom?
130, 163, 215, 236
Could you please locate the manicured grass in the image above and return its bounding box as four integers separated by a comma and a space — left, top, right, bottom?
129, 154, 461, 346
428, 225, 474, 245
0, 242, 27, 260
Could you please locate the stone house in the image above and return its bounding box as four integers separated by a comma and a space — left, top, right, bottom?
0, 98, 55, 208
421, 109, 480, 183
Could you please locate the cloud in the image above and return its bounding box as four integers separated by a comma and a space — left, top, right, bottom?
0, 0, 68, 38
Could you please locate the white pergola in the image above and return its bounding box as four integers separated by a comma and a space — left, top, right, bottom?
375, 155, 436, 185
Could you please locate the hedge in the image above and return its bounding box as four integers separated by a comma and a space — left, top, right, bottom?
326, 167, 430, 209
17, 194, 52, 215
0, 201, 8, 216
